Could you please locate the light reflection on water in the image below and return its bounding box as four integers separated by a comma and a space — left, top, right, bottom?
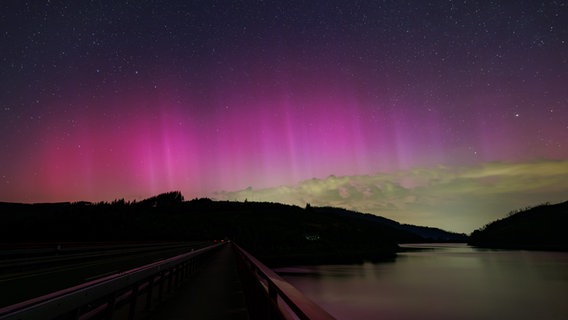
277, 244, 568, 320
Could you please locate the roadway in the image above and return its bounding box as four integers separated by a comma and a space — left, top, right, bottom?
0, 241, 212, 308
146, 244, 249, 320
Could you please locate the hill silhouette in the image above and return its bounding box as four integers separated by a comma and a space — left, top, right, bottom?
0, 192, 465, 265
312, 206, 467, 242
469, 200, 568, 251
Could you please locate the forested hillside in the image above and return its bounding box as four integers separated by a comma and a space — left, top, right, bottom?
1, 192, 465, 265
469, 201, 568, 251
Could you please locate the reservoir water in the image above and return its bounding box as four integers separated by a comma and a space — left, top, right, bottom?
278, 244, 568, 320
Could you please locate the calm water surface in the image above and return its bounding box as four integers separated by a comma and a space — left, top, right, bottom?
278, 244, 568, 320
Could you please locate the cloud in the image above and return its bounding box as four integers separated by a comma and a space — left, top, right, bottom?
212, 160, 568, 234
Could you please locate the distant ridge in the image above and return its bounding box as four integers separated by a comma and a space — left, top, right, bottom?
469, 200, 568, 251
313, 206, 468, 242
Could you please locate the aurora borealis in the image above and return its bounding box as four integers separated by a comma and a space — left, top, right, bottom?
1, 1, 567, 232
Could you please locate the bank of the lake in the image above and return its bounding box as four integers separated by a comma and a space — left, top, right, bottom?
277, 244, 568, 320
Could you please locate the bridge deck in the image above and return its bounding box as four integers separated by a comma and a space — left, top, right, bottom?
146, 244, 249, 320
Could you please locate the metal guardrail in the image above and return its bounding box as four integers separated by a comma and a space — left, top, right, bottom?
0, 243, 222, 320
233, 244, 336, 320
0, 242, 210, 273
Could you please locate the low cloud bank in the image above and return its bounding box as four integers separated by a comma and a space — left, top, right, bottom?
213, 160, 568, 233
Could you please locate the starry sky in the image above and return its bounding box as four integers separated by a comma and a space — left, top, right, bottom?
1, 1, 567, 233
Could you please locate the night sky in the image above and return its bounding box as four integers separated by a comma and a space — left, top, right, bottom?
1, 1, 567, 232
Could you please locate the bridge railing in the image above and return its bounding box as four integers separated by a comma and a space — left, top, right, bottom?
0, 243, 222, 320
233, 244, 336, 320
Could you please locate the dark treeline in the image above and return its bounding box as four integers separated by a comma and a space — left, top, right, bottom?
469, 200, 568, 251
0, 192, 463, 265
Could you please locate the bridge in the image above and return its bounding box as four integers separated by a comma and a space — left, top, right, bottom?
0, 242, 336, 320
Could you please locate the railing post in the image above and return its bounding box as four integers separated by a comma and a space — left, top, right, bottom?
179, 262, 185, 282
181, 262, 187, 282
127, 284, 139, 320
268, 283, 277, 302
172, 267, 177, 288
167, 270, 173, 292
268, 283, 280, 320
72, 306, 81, 320
158, 271, 165, 301
105, 292, 117, 320
175, 266, 181, 287
145, 277, 154, 311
